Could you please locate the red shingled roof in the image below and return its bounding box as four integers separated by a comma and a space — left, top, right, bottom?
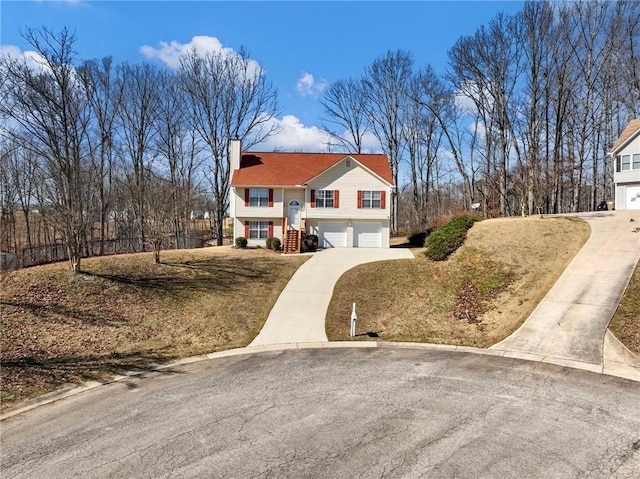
231, 152, 393, 186
611, 119, 640, 153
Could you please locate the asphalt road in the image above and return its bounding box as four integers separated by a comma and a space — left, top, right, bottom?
2, 347, 639, 478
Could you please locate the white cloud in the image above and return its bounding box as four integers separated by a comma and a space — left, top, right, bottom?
0, 44, 49, 72
140, 35, 256, 71
295, 72, 328, 97
254, 114, 382, 153
256, 115, 333, 152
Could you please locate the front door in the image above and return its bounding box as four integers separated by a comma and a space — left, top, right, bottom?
288, 200, 300, 229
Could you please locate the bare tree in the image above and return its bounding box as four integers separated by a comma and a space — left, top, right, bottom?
144, 173, 174, 264
320, 78, 369, 153
448, 14, 523, 216
404, 66, 444, 228
115, 62, 161, 251
179, 47, 279, 245
77, 56, 122, 254
4, 137, 40, 252
0, 27, 97, 273
514, 0, 555, 215
362, 49, 414, 234
154, 68, 204, 249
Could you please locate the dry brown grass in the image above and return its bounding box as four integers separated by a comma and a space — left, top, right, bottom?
1, 247, 306, 409
609, 262, 640, 355
327, 216, 591, 347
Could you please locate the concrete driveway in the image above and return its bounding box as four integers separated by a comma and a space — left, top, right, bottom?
491, 211, 640, 377
250, 247, 414, 346
2, 347, 639, 479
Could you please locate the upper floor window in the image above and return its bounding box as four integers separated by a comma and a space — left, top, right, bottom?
361, 191, 381, 208
316, 190, 334, 208
358, 190, 386, 209
634, 154, 640, 170
250, 188, 269, 206
622, 155, 631, 171
312, 189, 339, 208
244, 188, 273, 207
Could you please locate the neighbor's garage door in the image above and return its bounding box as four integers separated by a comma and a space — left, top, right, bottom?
626, 186, 640, 210
319, 222, 348, 248
354, 222, 382, 248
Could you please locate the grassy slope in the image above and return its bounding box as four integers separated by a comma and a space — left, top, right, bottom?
327, 216, 591, 347
1, 247, 306, 409
609, 262, 640, 355
2, 218, 637, 410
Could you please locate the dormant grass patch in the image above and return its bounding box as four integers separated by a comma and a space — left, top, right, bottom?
1, 247, 306, 409
609, 262, 640, 355
326, 217, 591, 347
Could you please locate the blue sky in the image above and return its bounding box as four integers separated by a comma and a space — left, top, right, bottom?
1, 0, 524, 152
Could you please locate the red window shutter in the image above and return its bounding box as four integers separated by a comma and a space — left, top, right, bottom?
357, 190, 362, 209
244, 221, 249, 238
244, 189, 250, 207
380, 191, 386, 209
334, 190, 340, 208
268, 221, 273, 238
268, 189, 273, 207
310, 189, 315, 208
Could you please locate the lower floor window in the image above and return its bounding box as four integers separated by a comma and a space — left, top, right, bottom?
249, 221, 269, 239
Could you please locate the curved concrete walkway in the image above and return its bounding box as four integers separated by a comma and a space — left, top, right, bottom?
491, 210, 640, 377
250, 248, 414, 346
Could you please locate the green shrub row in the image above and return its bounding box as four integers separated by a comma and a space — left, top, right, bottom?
424, 214, 481, 261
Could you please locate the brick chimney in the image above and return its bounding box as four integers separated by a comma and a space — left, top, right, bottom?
230, 139, 242, 171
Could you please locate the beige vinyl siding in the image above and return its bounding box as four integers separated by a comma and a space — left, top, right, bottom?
613, 132, 640, 211
233, 187, 284, 218
306, 159, 390, 220
233, 217, 283, 246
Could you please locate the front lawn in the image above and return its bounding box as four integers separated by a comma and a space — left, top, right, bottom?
326, 217, 590, 347
1, 247, 307, 409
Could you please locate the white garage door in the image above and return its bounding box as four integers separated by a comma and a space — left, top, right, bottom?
319, 222, 348, 248
354, 222, 382, 248
626, 186, 640, 210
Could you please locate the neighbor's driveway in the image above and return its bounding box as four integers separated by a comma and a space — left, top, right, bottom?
491, 210, 640, 373
250, 248, 414, 346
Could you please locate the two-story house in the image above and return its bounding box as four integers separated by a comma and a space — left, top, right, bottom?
229, 140, 394, 252
611, 119, 640, 210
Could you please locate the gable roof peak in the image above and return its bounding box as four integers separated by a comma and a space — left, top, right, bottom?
611, 119, 640, 153
231, 150, 393, 187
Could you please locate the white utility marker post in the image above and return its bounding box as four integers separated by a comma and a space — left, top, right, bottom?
350, 302, 357, 337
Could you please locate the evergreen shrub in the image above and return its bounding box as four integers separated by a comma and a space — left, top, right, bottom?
424, 214, 481, 261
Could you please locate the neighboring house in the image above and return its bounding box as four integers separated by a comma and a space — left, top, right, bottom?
611, 119, 640, 211
229, 140, 394, 252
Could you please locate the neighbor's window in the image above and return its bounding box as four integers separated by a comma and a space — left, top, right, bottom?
633, 154, 640, 170
361, 191, 381, 208
249, 188, 269, 207
249, 220, 269, 239
315, 190, 335, 208
621, 155, 631, 171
